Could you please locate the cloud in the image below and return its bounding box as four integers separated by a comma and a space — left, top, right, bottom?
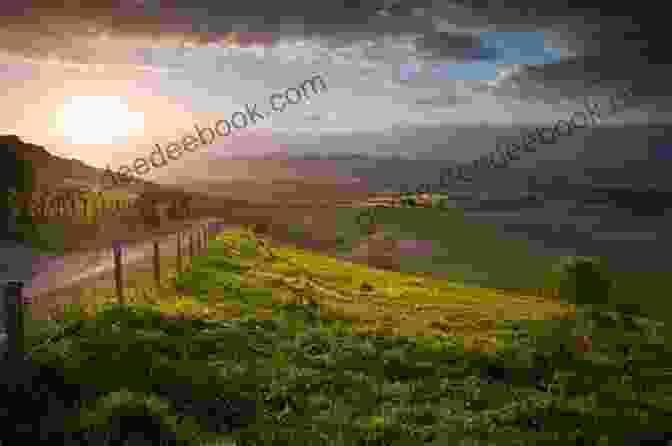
2, 0, 671, 179
416, 31, 496, 61
414, 95, 472, 108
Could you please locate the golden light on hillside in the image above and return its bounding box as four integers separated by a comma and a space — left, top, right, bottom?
59, 96, 144, 144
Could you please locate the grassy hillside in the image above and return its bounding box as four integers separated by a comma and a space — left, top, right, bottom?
333, 206, 560, 288
334, 205, 671, 323
5, 228, 672, 445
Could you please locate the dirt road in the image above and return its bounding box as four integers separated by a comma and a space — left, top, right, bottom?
23, 218, 241, 318
18, 198, 396, 321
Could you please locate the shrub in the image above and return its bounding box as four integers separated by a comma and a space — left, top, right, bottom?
70, 388, 197, 445
435, 198, 449, 210
557, 256, 613, 310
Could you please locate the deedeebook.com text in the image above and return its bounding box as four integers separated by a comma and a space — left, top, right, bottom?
99, 74, 327, 189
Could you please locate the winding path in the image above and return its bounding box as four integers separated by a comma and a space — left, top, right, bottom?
22, 218, 240, 319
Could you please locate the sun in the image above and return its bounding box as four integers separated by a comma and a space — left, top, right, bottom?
60, 96, 144, 144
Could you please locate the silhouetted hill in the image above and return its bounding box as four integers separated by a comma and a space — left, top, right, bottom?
0, 134, 194, 198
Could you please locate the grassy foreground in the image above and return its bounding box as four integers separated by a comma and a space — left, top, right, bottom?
2, 228, 672, 445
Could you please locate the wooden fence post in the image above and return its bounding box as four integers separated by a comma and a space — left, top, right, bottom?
176, 232, 182, 275
2, 281, 26, 365
113, 242, 124, 305
153, 240, 161, 290
189, 231, 194, 269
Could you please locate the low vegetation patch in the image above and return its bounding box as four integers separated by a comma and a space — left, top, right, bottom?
2, 229, 671, 445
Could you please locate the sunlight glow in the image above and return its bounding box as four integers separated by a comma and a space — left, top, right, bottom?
60, 96, 144, 144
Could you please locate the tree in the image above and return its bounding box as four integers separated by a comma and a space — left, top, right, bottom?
557, 256, 613, 315
1, 140, 41, 284
1, 144, 38, 243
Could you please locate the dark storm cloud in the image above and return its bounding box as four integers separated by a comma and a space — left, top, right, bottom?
415, 32, 501, 62
2, 0, 668, 102
451, 1, 669, 93
0, 0, 440, 73
2, 0, 671, 169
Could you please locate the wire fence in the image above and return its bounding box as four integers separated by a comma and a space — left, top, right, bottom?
1, 220, 229, 371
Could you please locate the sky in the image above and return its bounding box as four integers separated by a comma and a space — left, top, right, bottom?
1, 0, 671, 189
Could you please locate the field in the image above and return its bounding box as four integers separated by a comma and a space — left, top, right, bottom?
4, 225, 672, 445
331, 203, 671, 321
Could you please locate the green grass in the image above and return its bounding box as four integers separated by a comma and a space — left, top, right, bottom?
3, 230, 672, 445
8, 293, 672, 444
33, 222, 68, 255
336, 206, 561, 288
336, 206, 672, 324
6, 188, 67, 255
11, 220, 67, 256
285, 223, 309, 244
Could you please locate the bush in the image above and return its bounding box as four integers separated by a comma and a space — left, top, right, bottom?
557, 256, 613, 309
70, 389, 197, 445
